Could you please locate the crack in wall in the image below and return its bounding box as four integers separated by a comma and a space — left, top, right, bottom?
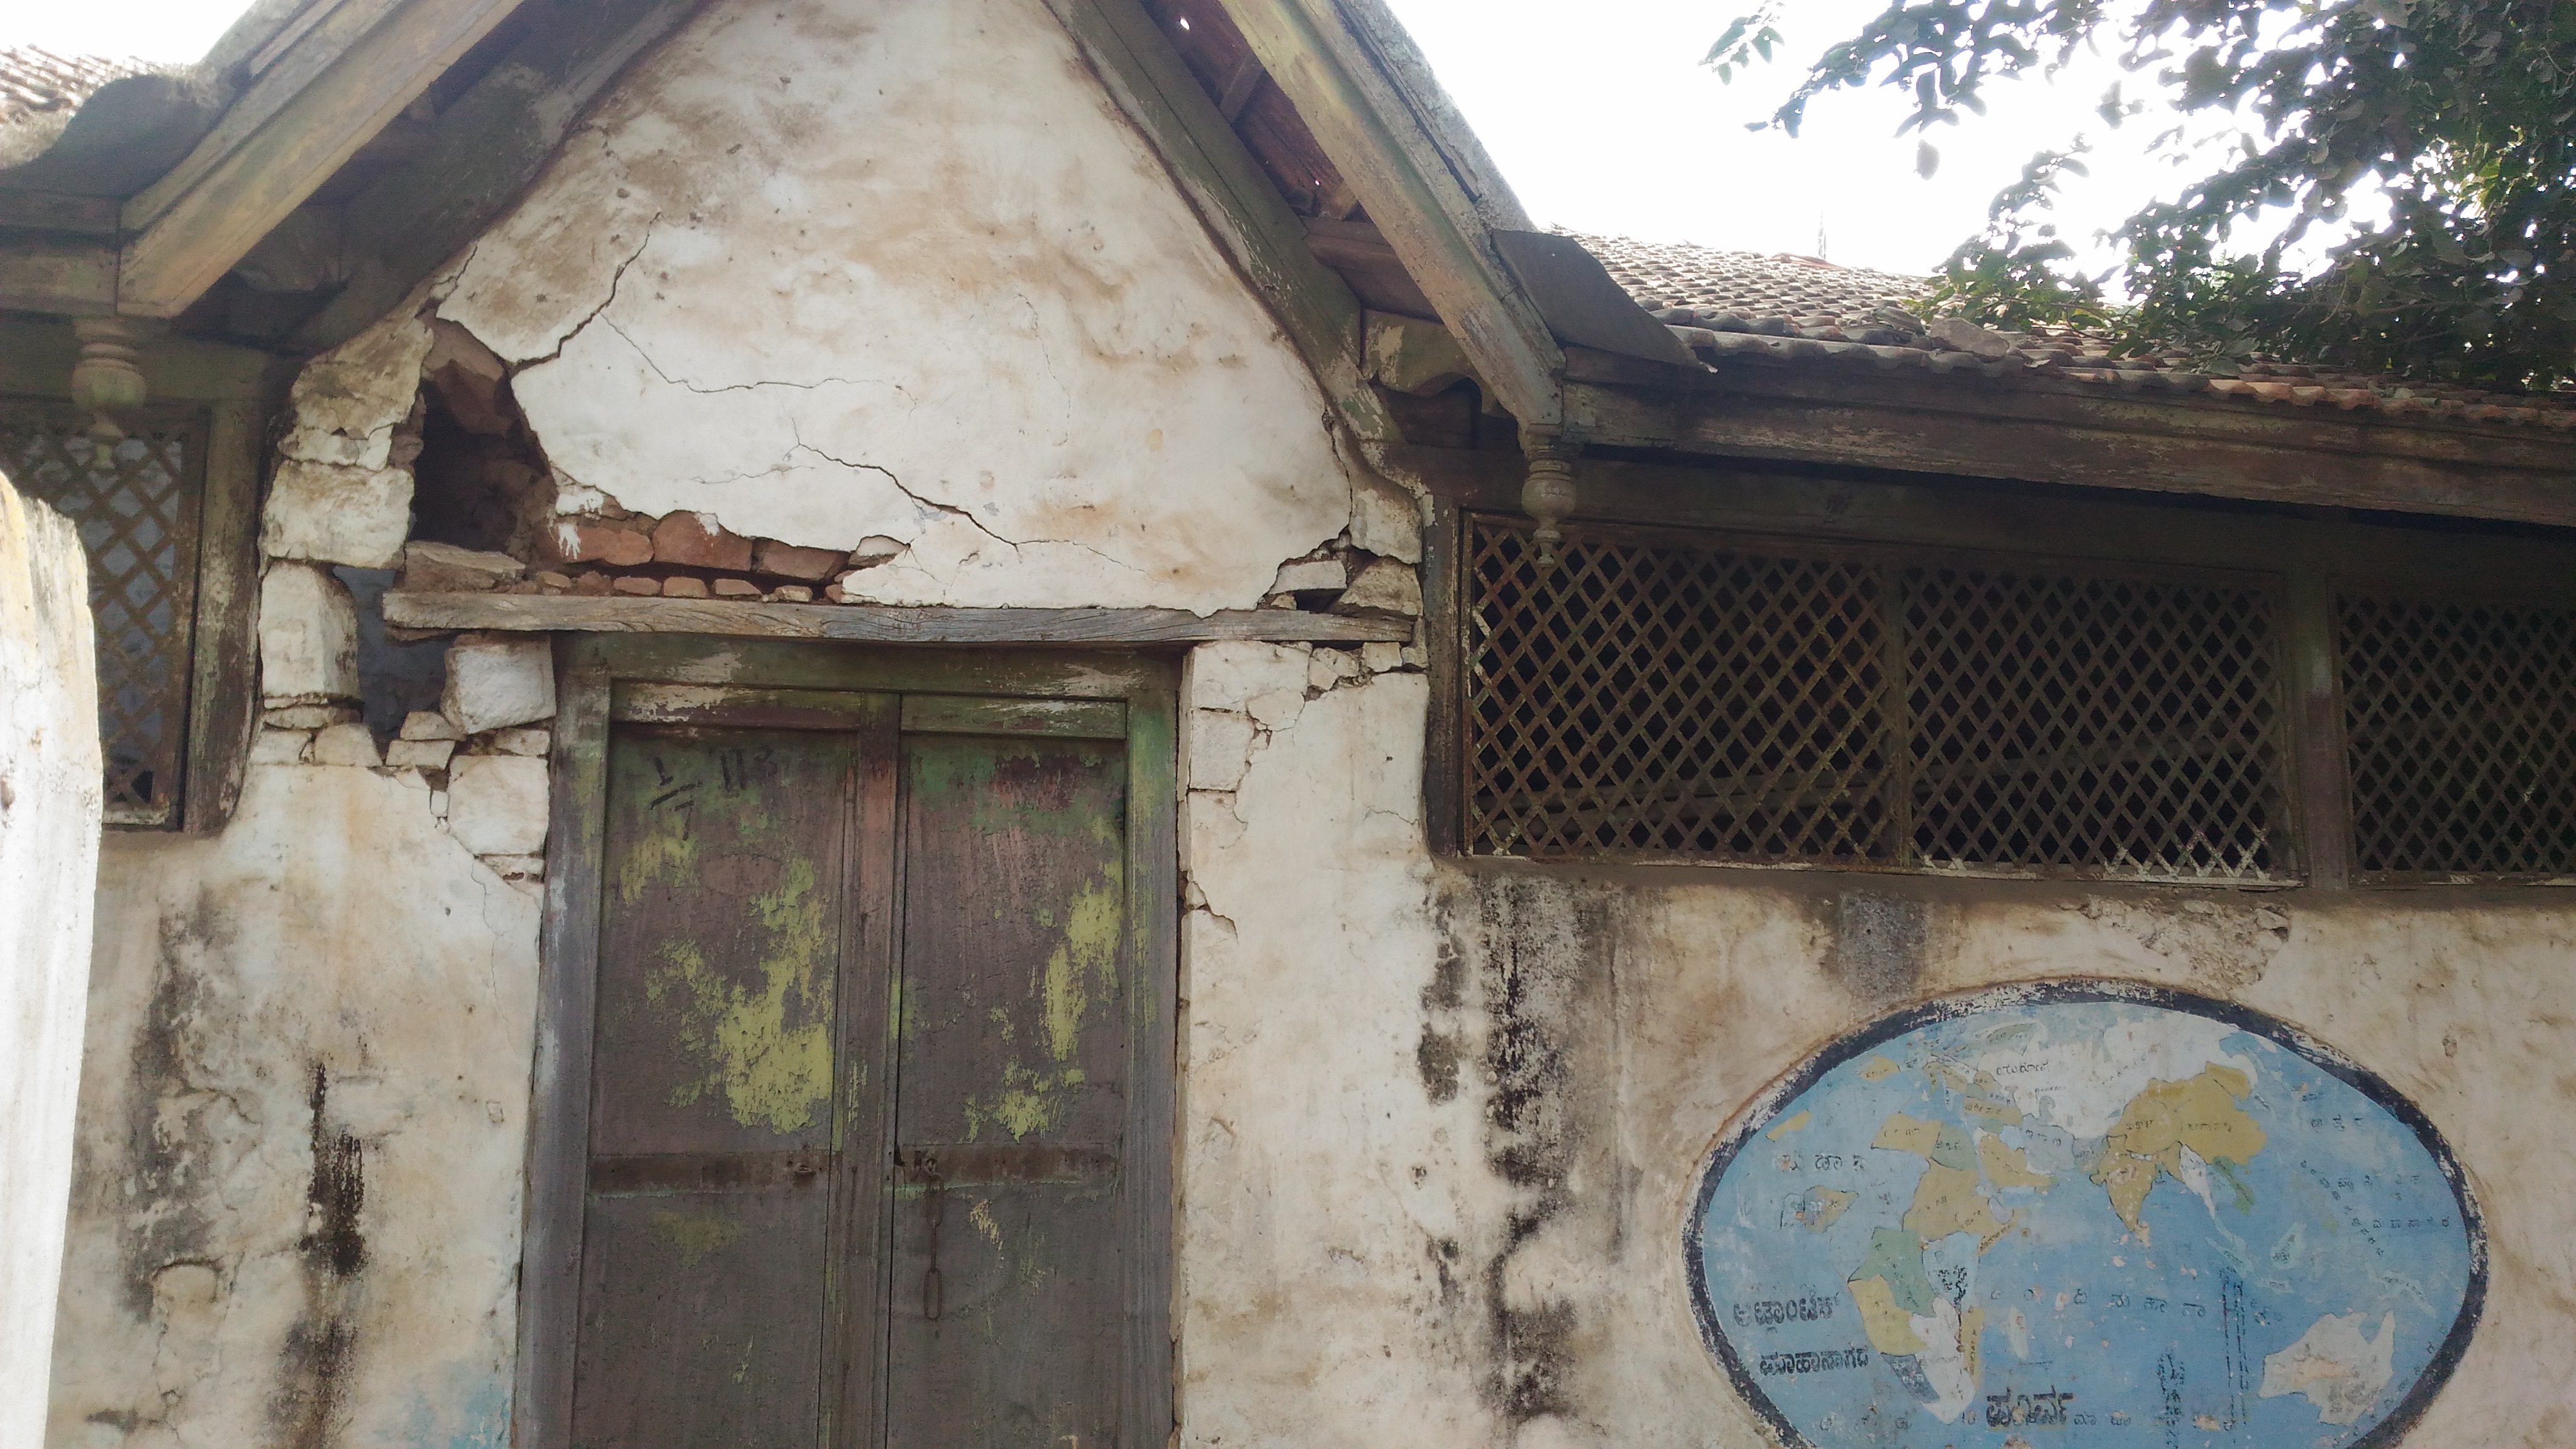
508, 218, 661, 374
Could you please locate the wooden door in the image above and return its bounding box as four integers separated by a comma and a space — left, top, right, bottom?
524, 658, 1172, 1449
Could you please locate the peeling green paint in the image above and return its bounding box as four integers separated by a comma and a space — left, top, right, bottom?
651, 1210, 743, 1269
645, 857, 835, 1134
964, 1060, 1086, 1141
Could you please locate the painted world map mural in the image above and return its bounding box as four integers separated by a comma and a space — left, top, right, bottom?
1688, 985, 2483, 1449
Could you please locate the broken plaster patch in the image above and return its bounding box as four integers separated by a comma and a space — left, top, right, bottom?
435, 0, 1351, 612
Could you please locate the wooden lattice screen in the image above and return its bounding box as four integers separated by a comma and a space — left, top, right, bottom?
2340, 593, 2576, 879
1, 406, 206, 827
1460, 514, 2290, 880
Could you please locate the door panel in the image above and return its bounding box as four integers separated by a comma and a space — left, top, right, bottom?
889, 731, 1131, 1447
592, 726, 856, 1157
547, 664, 1162, 1449
885, 1175, 1122, 1449
572, 1187, 832, 1448
894, 735, 1130, 1149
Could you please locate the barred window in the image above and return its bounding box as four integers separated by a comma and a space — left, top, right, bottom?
1458, 515, 2290, 881
1, 404, 208, 827
2341, 594, 2576, 879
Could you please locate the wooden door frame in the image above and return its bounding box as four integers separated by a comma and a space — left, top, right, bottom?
514, 635, 1181, 1449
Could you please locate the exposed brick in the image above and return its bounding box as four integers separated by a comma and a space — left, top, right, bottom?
712, 577, 763, 598
660, 575, 711, 599
651, 511, 753, 570
752, 538, 848, 580
611, 575, 660, 596
560, 520, 652, 566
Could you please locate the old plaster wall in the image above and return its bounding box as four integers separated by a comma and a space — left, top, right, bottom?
48, 0, 1407, 1442
433, 0, 1360, 611
1, 474, 101, 1449
1176, 692, 2576, 1449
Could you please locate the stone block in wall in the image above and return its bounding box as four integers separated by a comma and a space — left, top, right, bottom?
386, 738, 455, 771
489, 727, 550, 758
1348, 472, 1424, 564
260, 460, 413, 569
651, 511, 753, 570
401, 710, 463, 740
400, 541, 524, 593
278, 311, 435, 470
1185, 710, 1257, 793
262, 704, 358, 730
308, 723, 383, 768
1271, 558, 1348, 594
441, 635, 555, 735
753, 539, 847, 580
258, 563, 360, 704
1360, 641, 1405, 673
1334, 558, 1422, 617
447, 755, 549, 855
1186, 641, 1309, 714
248, 729, 313, 765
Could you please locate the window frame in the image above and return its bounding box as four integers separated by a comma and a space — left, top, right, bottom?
0, 318, 287, 835
1416, 450, 2576, 890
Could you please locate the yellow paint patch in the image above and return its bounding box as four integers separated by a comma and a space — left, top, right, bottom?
1043, 875, 1121, 1063
969, 1198, 1002, 1245
1860, 1056, 1902, 1082
1767, 1109, 1813, 1141
652, 1209, 743, 1268
646, 857, 835, 1135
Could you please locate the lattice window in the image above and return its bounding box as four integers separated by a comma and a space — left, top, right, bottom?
1460, 515, 2290, 880
1, 406, 206, 827
2340, 594, 2576, 878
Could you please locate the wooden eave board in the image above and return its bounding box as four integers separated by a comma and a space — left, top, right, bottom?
1558, 354, 2576, 530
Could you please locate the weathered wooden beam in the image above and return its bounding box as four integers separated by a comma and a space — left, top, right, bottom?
1211, 0, 1563, 428
382, 591, 1419, 642
0, 241, 117, 315
116, 0, 531, 318
1561, 371, 2576, 529
0, 191, 122, 237
1043, 0, 1391, 440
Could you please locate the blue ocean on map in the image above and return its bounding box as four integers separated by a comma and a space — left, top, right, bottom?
1689, 992, 2479, 1449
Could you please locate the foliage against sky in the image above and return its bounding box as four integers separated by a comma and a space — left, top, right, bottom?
1716, 1, 2576, 385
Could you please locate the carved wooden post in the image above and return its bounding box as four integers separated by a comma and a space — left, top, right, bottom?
1519, 426, 1579, 570
69, 317, 149, 447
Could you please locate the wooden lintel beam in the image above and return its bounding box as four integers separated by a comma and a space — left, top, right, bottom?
382, 591, 1419, 643
115, 0, 530, 318
0, 240, 118, 315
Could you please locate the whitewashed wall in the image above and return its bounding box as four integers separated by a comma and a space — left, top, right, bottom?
2, 473, 100, 1449
42, 0, 2575, 1443
47, 0, 1381, 1443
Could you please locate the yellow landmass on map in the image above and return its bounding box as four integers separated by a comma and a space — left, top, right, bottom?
1801, 1187, 1857, 1232
1848, 1275, 1928, 1356
1979, 1134, 2055, 1190
1860, 1056, 1902, 1082
1905, 1163, 2007, 1243
2089, 1063, 2267, 1243
1874, 1112, 1944, 1156
1767, 1109, 1812, 1141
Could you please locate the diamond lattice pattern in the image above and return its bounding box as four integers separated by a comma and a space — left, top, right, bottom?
2341, 594, 2576, 877
1, 414, 200, 825
1464, 516, 2288, 879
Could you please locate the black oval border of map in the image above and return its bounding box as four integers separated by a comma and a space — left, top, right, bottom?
1682, 978, 2488, 1449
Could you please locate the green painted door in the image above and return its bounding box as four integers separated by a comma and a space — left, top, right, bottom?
569, 688, 1140, 1448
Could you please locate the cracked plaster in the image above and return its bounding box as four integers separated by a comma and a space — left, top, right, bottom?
47, 766, 536, 1449
438, 0, 1357, 613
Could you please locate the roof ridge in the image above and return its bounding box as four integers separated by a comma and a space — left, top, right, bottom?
0, 44, 159, 126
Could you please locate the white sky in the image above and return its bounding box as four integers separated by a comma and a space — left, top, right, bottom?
11, 0, 2279, 280
1, 0, 249, 67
